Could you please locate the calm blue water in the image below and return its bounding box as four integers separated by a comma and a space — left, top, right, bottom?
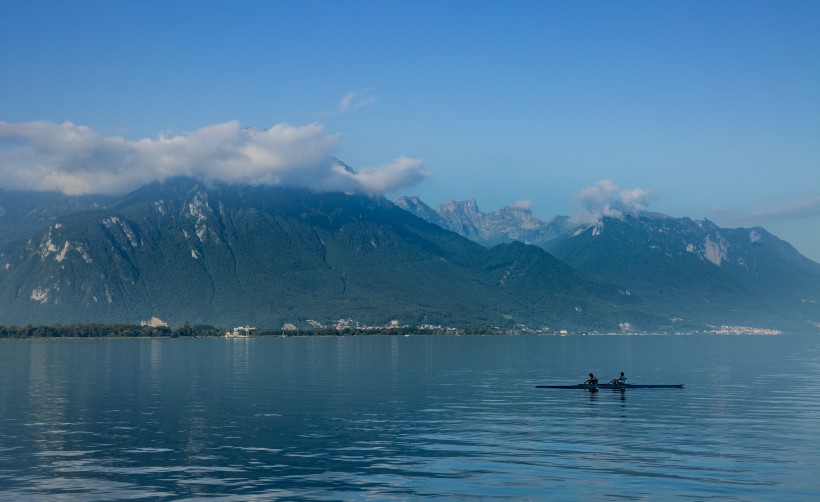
1, 334, 819, 500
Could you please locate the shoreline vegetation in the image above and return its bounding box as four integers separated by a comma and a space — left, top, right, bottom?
0, 323, 789, 339
0, 323, 499, 339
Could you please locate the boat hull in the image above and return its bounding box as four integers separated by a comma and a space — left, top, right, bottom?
536, 384, 598, 390
536, 383, 684, 389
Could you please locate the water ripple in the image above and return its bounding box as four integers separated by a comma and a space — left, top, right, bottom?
1, 334, 819, 499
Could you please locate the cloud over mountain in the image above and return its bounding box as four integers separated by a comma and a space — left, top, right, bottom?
571, 180, 652, 225
742, 196, 820, 222
0, 120, 425, 195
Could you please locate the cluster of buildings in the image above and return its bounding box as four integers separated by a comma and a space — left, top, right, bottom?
225, 325, 256, 338
708, 325, 782, 335
281, 319, 464, 334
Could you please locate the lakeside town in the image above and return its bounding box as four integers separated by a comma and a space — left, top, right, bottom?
0, 315, 785, 339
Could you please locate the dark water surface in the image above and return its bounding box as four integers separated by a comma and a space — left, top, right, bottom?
1, 334, 819, 500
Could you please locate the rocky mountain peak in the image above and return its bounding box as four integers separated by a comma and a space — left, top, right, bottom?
398, 197, 572, 247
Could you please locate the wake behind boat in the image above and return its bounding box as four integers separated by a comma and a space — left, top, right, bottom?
601, 383, 684, 389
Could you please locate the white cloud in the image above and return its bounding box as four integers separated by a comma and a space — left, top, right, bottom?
338, 90, 376, 112
618, 187, 650, 213
749, 230, 762, 243
331, 156, 429, 194
0, 120, 426, 195
511, 199, 532, 210
571, 179, 652, 226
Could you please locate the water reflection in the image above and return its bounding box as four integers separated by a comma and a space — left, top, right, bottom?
1, 334, 819, 499
27, 342, 70, 458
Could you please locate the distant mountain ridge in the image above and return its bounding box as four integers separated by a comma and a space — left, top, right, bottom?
1, 182, 817, 331
395, 197, 571, 246
0, 177, 645, 330
398, 196, 820, 330
545, 214, 820, 327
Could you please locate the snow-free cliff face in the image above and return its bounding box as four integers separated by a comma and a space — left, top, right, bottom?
0, 189, 114, 258
394, 196, 445, 228
396, 197, 571, 247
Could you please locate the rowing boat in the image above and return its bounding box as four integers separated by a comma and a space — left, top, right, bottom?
536, 384, 599, 390
536, 383, 684, 389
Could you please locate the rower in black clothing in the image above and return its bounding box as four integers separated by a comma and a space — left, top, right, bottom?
585, 373, 598, 385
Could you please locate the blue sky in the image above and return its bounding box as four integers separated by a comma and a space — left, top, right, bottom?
1, 1, 818, 260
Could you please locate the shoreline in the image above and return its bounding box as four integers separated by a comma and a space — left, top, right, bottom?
0, 322, 803, 340
0, 330, 800, 341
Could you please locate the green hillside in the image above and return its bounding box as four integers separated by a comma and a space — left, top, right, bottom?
4, 181, 815, 331
0, 178, 649, 330
0, 189, 114, 257
544, 215, 820, 329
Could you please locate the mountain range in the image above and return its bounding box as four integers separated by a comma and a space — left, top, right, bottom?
0, 180, 817, 332
397, 197, 820, 330
0, 178, 651, 330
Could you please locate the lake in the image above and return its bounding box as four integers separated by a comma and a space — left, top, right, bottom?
1, 333, 819, 500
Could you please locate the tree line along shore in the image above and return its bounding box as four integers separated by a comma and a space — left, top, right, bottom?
0, 323, 496, 339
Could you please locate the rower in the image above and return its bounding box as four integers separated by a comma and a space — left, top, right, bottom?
585, 373, 598, 385
611, 372, 627, 385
